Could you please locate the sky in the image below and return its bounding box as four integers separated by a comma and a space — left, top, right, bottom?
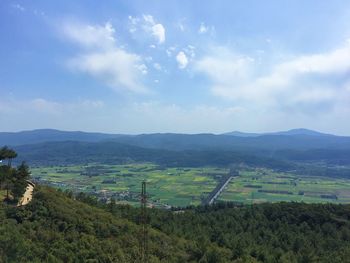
1, 0, 350, 135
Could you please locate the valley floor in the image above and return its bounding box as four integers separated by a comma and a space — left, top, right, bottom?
30, 163, 350, 207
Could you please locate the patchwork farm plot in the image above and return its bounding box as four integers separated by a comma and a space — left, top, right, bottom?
31, 163, 223, 207
219, 168, 350, 204
31, 163, 350, 207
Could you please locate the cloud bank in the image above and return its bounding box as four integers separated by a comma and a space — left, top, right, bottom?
195, 44, 350, 113
63, 21, 147, 93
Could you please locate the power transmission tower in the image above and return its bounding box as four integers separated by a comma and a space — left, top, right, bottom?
140, 181, 148, 263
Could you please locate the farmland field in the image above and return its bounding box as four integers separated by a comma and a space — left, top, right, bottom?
31, 163, 223, 207
219, 168, 350, 204
30, 163, 350, 207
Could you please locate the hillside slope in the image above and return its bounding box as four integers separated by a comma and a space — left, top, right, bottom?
0, 186, 228, 262
1, 186, 350, 262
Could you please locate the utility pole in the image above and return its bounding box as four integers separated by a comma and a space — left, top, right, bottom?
140, 181, 148, 263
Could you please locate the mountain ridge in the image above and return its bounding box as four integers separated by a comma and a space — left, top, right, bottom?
0, 128, 345, 147
223, 128, 335, 137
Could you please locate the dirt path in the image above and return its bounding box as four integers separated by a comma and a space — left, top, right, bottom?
17, 181, 35, 206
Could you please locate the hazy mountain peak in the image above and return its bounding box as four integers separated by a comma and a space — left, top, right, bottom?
269, 128, 333, 136
224, 128, 333, 137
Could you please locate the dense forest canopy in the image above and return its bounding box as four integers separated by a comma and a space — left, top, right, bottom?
1, 186, 350, 262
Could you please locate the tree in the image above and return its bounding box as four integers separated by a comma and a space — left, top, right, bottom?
12, 162, 30, 201
0, 146, 17, 167
0, 147, 30, 202
3, 166, 16, 201
108, 197, 116, 213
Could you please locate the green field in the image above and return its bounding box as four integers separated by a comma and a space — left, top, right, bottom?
31, 163, 223, 207
31, 163, 350, 207
219, 168, 350, 204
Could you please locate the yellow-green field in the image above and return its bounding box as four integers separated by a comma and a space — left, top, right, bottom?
30, 163, 350, 207
31, 163, 224, 207
219, 168, 350, 204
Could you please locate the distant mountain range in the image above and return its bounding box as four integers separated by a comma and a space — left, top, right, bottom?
0, 128, 342, 147
0, 129, 123, 146
2, 128, 350, 169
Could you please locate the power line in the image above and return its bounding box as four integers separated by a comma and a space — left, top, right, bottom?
140, 181, 148, 263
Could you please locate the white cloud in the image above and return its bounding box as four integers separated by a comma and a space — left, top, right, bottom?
142, 15, 165, 44
198, 22, 215, 35
176, 51, 189, 69
166, 46, 176, 57
31, 98, 62, 115
63, 22, 116, 50
184, 45, 196, 58
151, 23, 165, 44
69, 50, 147, 93
143, 15, 155, 24
153, 63, 162, 71
62, 21, 147, 93
195, 44, 350, 112
129, 15, 166, 44
136, 64, 148, 75
198, 22, 208, 34
176, 18, 186, 32
178, 23, 185, 32
128, 15, 140, 33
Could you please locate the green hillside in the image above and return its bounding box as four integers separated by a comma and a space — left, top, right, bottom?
0, 186, 213, 262
1, 186, 350, 262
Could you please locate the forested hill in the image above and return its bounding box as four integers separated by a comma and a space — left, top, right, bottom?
0, 186, 207, 262
1, 186, 350, 262
0, 129, 123, 146
2, 129, 350, 151
4, 129, 350, 167
12, 141, 293, 169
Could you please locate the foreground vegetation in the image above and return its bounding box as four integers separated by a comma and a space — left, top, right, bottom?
0, 147, 30, 203
0, 186, 197, 262
1, 186, 350, 262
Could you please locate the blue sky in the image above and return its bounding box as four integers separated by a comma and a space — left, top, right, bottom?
1, 0, 350, 135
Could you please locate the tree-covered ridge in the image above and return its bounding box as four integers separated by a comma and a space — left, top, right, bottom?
0, 186, 232, 262
12, 141, 350, 179
2, 185, 350, 262
85, 197, 350, 262
146, 203, 350, 262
